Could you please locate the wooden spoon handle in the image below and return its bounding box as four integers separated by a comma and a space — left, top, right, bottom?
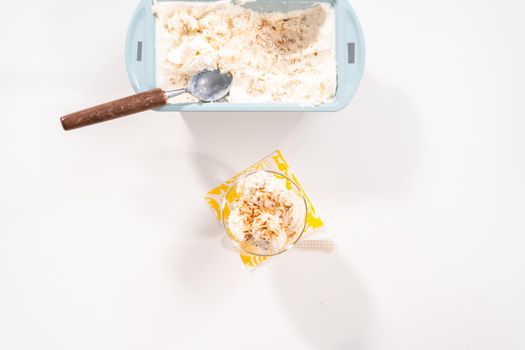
60, 88, 168, 131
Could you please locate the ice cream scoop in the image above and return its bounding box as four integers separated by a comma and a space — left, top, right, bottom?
60, 69, 233, 130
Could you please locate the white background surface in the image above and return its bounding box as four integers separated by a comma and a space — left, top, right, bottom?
1, 0, 524, 349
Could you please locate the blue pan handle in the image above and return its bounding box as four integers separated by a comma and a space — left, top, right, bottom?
125, 0, 154, 93
331, 0, 365, 110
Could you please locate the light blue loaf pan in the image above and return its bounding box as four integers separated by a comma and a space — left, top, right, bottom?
125, 0, 365, 112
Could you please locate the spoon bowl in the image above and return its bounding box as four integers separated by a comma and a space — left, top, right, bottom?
187, 70, 233, 102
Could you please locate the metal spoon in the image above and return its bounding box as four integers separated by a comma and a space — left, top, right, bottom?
60, 69, 233, 131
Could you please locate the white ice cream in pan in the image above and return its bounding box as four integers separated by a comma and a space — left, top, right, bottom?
223, 171, 308, 256
154, 1, 336, 105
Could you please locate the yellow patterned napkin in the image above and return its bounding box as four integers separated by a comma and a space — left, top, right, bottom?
205, 150, 324, 269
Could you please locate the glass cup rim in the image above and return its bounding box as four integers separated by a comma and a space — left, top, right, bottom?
220, 170, 309, 257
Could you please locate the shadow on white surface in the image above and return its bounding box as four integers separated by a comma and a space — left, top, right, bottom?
271, 252, 371, 350
181, 111, 305, 163
288, 75, 422, 201
187, 152, 235, 239
188, 152, 235, 193
172, 235, 246, 308
127, 150, 231, 239
344, 76, 421, 196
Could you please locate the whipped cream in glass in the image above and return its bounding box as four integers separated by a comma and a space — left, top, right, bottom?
222, 171, 307, 256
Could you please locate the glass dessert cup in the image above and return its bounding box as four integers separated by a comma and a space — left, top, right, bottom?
221, 170, 308, 257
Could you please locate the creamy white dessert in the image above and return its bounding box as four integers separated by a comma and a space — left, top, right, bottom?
154, 1, 336, 105
227, 171, 306, 254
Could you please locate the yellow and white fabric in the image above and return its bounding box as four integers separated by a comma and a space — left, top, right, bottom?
205, 150, 324, 269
